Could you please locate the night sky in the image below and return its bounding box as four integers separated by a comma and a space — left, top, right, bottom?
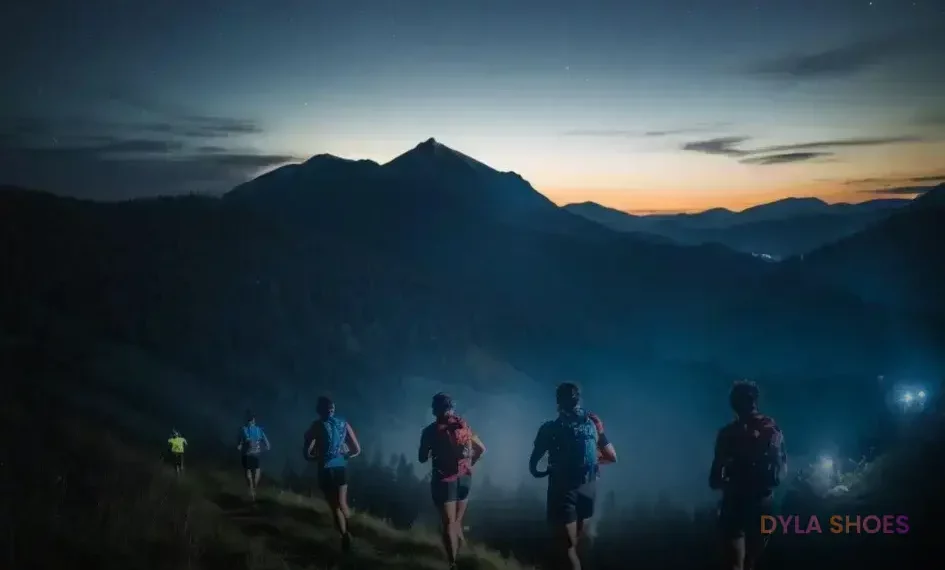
2, 0, 943, 212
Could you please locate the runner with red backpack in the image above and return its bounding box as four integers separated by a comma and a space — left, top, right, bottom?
709, 380, 787, 570
529, 382, 617, 570
418, 393, 486, 570
304, 396, 361, 553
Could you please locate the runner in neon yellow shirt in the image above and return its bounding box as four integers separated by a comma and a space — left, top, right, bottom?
167, 429, 188, 477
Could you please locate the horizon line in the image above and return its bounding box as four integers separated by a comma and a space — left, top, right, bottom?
285, 139, 940, 216
553, 191, 927, 216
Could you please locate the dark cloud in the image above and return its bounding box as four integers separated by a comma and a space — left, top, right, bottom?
0, 135, 294, 168
3, 132, 186, 158
137, 122, 178, 134
755, 136, 923, 153
96, 139, 185, 154
747, 31, 934, 79
132, 117, 264, 138
1, 113, 266, 149
682, 135, 921, 165
125, 116, 265, 138
0, 111, 297, 200
740, 152, 832, 165
5, 86, 268, 141
197, 145, 228, 153
0, 87, 292, 199
104, 117, 263, 139
0, 143, 297, 200
843, 172, 945, 186
856, 185, 937, 196
842, 176, 896, 186
680, 137, 750, 157
101, 87, 266, 137
184, 116, 263, 136
907, 173, 945, 183
194, 153, 297, 168
643, 126, 722, 137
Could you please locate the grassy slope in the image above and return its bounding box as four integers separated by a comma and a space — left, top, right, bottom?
1, 403, 533, 570
0, 337, 531, 570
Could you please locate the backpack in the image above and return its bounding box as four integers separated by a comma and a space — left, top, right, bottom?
548, 410, 600, 486
303, 416, 348, 466
430, 415, 473, 478
722, 415, 785, 490
242, 425, 264, 455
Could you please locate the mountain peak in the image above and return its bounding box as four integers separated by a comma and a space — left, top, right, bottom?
738, 196, 830, 220
409, 137, 453, 155
767, 196, 828, 207
384, 138, 493, 175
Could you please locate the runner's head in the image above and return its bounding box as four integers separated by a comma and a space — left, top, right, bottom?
245, 409, 256, 425
729, 379, 760, 417
556, 382, 581, 412
432, 392, 454, 418
316, 396, 335, 418
171, 428, 180, 437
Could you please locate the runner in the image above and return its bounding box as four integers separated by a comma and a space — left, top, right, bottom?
167, 428, 188, 478
304, 396, 361, 553
709, 380, 787, 570
418, 393, 486, 570
529, 382, 616, 570
237, 410, 271, 501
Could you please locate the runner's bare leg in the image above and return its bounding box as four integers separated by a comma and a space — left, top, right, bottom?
438, 501, 460, 566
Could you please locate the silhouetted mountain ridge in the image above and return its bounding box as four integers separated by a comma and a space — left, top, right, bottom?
739, 196, 830, 221
793, 183, 945, 312
565, 194, 913, 257
228, 138, 607, 239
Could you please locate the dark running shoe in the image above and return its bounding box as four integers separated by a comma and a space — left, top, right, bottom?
341, 532, 352, 553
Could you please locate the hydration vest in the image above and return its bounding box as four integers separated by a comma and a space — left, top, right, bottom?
548, 409, 600, 486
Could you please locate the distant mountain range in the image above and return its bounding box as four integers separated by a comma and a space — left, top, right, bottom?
564, 195, 915, 259
2, 139, 943, 473
792, 183, 945, 313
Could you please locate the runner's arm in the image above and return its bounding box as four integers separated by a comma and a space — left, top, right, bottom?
470, 433, 486, 465
590, 413, 617, 464
345, 423, 362, 459
418, 427, 431, 464
529, 423, 550, 478
236, 429, 244, 451
262, 429, 271, 451
599, 434, 617, 464
708, 429, 725, 490
306, 430, 319, 459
